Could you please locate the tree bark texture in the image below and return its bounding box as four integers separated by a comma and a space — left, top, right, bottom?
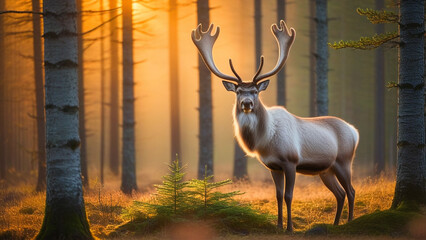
77, 0, 88, 187
309, 0, 316, 117
315, 0, 328, 116
196, 0, 214, 179
32, 0, 47, 192
392, 0, 425, 208
169, 0, 182, 163
374, 0, 385, 175
276, 0, 286, 106
36, 0, 93, 238
121, 0, 137, 195
109, 0, 120, 176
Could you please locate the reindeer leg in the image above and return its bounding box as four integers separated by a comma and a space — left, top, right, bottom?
283, 163, 296, 232
333, 163, 355, 222
271, 170, 284, 229
320, 171, 346, 225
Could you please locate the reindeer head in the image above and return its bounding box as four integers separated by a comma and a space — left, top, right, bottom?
192, 20, 296, 113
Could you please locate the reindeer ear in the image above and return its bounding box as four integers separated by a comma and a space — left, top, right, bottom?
222, 81, 237, 92
257, 80, 269, 92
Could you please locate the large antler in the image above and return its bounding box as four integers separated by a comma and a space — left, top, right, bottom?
253, 20, 296, 84
191, 24, 241, 83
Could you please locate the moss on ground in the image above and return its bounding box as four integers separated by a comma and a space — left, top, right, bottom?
308, 202, 423, 236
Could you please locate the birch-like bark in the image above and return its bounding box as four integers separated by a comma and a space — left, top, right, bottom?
121, 0, 137, 195
276, 0, 286, 106
392, 0, 425, 208
197, 0, 214, 179
32, 0, 46, 191
315, 0, 328, 116
109, 0, 120, 175
170, 0, 182, 163
36, 0, 92, 238
77, 0, 88, 187
374, 0, 385, 175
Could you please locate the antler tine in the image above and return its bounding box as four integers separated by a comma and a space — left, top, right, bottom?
229, 59, 242, 83
252, 56, 264, 83
191, 23, 240, 83
253, 20, 296, 83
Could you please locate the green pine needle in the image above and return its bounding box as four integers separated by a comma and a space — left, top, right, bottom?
356, 8, 398, 24
329, 31, 398, 50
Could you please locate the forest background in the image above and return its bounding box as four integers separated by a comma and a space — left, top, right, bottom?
0, 0, 398, 187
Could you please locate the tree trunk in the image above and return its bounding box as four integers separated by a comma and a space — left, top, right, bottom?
392, 0, 425, 208
196, 0, 214, 179
77, 0, 88, 187
374, 0, 385, 175
32, 0, 46, 192
36, 0, 93, 238
100, 0, 105, 185
315, 0, 328, 116
309, 0, 316, 117
255, 0, 262, 69
121, 0, 137, 195
109, 0, 120, 176
276, 0, 286, 106
233, 142, 248, 180
0, 0, 5, 180
169, 0, 182, 163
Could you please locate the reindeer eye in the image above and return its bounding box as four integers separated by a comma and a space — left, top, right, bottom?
236, 89, 241, 94
251, 90, 258, 95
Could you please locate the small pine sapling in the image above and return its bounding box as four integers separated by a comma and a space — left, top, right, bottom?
189, 166, 242, 213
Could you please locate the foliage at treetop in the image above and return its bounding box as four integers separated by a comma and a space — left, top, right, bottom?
119, 159, 276, 235
329, 8, 398, 50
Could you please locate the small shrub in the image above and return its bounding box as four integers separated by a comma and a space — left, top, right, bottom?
115, 159, 276, 236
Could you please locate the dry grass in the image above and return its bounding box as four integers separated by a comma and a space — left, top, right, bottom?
0, 175, 420, 240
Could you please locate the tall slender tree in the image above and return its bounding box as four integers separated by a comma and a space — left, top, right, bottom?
373, 0, 385, 175
121, 0, 137, 195
169, 0, 181, 163
0, 0, 5, 180
100, 0, 105, 185
32, 0, 46, 191
77, 0, 89, 187
392, 0, 425, 208
309, 0, 316, 116
276, 0, 286, 106
109, 0, 120, 176
36, 0, 93, 238
315, 0, 328, 116
196, 0, 214, 179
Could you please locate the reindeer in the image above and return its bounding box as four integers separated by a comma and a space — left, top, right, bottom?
191, 20, 359, 232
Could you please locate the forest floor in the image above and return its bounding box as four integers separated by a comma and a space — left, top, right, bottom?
0, 174, 424, 239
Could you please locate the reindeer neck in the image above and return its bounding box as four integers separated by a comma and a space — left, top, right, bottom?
234, 99, 270, 151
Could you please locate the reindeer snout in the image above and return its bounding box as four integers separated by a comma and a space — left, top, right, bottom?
241, 100, 253, 113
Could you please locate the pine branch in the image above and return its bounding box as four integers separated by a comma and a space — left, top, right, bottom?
329, 31, 399, 50
356, 8, 398, 24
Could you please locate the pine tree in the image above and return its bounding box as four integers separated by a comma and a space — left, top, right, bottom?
153, 157, 190, 216
189, 166, 241, 212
